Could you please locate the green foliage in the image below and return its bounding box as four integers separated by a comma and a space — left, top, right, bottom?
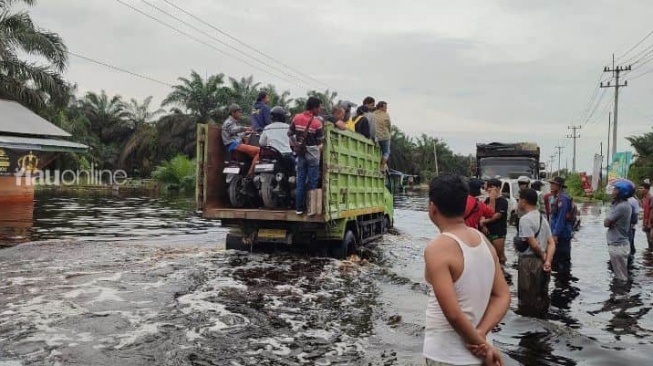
388, 126, 472, 180
0, 0, 69, 110
152, 155, 196, 193
565, 173, 584, 198
592, 188, 607, 202
627, 129, 653, 183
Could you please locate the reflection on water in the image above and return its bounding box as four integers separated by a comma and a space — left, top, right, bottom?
0, 201, 33, 245
2, 189, 653, 365
0, 192, 223, 246
392, 191, 653, 366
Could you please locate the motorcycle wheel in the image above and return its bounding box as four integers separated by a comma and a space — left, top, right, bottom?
260, 173, 281, 208
228, 175, 247, 208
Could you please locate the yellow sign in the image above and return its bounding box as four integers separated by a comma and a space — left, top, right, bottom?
0, 149, 9, 174
17, 151, 39, 174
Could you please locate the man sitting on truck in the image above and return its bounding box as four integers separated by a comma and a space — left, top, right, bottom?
222, 103, 260, 176
260, 106, 292, 155
288, 97, 324, 215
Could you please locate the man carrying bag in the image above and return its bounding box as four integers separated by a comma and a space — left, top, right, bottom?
514, 189, 556, 318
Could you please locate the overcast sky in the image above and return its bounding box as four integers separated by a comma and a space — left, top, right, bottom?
29, 0, 653, 173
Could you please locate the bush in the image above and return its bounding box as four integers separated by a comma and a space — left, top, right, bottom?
420, 170, 436, 182
565, 173, 584, 198
592, 188, 607, 201
152, 155, 196, 193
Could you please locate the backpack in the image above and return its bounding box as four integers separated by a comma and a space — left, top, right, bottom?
565, 200, 578, 224
345, 116, 363, 131
292, 117, 313, 156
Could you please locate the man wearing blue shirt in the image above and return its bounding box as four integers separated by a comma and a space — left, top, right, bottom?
250, 91, 272, 132
548, 177, 573, 273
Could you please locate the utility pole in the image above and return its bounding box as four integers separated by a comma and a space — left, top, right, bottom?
555, 145, 564, 175
600, 142, 603, 184
567, 125, 581, 173
601, 54, 630, 156
433, 141, 439, 176
605, 112, 611, 183
549, 154, 556, 176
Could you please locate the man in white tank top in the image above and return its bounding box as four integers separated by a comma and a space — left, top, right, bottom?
423, 174, 511, 366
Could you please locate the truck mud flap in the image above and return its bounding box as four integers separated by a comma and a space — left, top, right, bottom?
256, 229, 293, 245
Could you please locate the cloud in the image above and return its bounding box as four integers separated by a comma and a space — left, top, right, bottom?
28, 0, 653, 172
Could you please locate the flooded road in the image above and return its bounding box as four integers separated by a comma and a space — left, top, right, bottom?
2, 192, 653, 365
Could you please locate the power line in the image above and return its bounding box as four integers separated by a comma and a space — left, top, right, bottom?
139, 0, 318, 91
66, 50, 173, 87
114, 0, 309, 91
629, 67, 653, 80
621, 43, 653, 65
616, 27, 653, 62
161, 0, 334, 91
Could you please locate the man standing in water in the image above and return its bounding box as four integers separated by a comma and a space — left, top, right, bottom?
464, 179, 495, 230
424, 173, 510, 366
548, 177, 573, 273
639, 182, 653, 248
516, 188, 555, 317
604, 180, 635, 282
481, 179, 509, 265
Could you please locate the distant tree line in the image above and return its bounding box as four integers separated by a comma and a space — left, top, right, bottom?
1, 0, 473, 181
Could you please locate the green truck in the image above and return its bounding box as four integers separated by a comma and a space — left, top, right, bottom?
196, 123, 394, 258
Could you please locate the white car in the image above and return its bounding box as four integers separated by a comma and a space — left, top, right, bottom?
480, 178, 550, 226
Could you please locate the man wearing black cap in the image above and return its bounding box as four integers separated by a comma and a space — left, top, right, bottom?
548, 177, 573, 272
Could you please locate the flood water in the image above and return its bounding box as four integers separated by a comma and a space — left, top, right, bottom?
1, 191, 653, 365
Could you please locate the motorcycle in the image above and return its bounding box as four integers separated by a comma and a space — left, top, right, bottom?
253, 146, 296, 209
223, 134, 260, 208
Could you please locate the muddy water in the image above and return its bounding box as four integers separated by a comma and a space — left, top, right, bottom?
1, 192, 653, 365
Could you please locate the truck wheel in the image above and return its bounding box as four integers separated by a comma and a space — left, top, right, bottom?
330, 230, 356, 259
226, 233, 250, 251
383, 215, 392, 232
260, 173, 280, 208
228, 175, 246, 208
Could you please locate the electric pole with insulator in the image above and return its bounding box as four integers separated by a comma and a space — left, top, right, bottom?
567, 125, 581, 173
601, 54, 630, 156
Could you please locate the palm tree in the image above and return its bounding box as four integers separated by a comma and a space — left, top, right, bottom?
627, 130, 653, 182
308, 89, 338, 114
125, 96, 165, 128
0, 0, 69, 110
227, 75, 260, 115
156, 111, 198, 160
78, 91, 130, 141
161, 70, 227, 122
262, 83, 293, 110
77, 91, 131, 168
118, 96, 166, 174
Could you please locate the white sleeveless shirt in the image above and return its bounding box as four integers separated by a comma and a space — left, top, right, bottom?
423, 230, 496, 365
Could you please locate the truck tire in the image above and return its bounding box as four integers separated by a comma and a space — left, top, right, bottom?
330, 230, 356, 259
260, 174, 280, 208
225, 233, 250, 251
228, 175, 246, 208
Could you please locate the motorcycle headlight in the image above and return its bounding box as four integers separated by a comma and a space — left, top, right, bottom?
276, 172, 284, 182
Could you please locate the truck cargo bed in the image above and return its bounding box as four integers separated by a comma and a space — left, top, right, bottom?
203, 206, 325, 222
